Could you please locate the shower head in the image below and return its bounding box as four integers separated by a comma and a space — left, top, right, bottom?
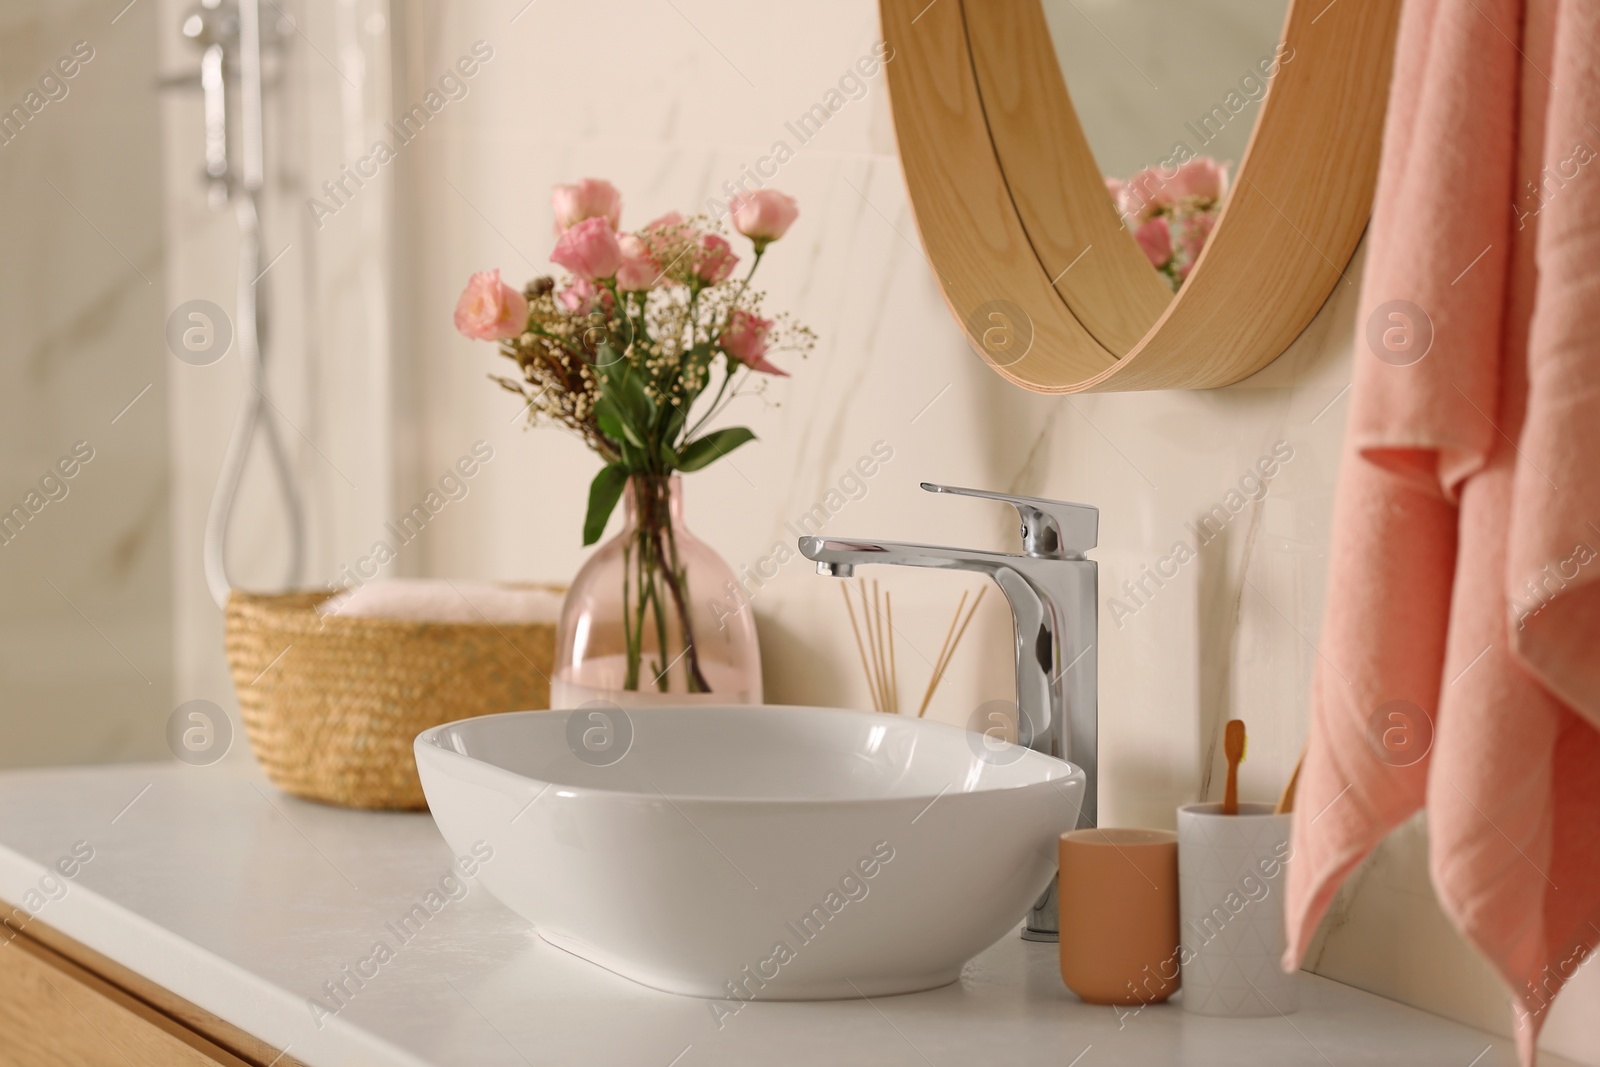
180, 1, 240, 52
180, 0, 293, 54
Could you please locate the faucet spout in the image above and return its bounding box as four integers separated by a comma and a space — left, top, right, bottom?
799, 536, 1014, 576
797, 531, 1096, 823
799, 485, 1100, 942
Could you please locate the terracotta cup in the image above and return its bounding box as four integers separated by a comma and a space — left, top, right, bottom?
1057, 828, 1181, 1005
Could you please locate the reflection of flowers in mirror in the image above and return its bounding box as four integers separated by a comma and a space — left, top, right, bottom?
1106, 158, 1229, 291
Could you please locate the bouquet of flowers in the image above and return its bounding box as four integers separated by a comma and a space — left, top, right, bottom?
453, 179, 812, 693
1106, 157, 1229, 291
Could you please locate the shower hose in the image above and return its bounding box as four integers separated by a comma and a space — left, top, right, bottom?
198, 184, 306, 608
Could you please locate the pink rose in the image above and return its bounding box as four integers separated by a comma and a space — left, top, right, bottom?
691, 234, 738, 285
1174, 211, 1217, 280
615, 233, 662, 291
631, 213, 696, 287
1164, 158, 1229, 204
1133, 216, 1173, 268
719, 309, 786, 375
1116, 166, 1167, 220
557, 277, 616, 315
552, 216, 624, 280
644, 211, 686, 233
551, 178, 622, 234
453, 269, 528, 341
1104, 177, 1125, 212
728, 189, 799, 248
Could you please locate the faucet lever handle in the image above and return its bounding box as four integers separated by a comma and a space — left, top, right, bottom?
921, 483, 1098, 559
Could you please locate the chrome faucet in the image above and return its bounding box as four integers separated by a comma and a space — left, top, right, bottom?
798, 482, 1097, 941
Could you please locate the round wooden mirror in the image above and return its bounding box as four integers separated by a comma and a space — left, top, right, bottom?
881, 0, 1401, 393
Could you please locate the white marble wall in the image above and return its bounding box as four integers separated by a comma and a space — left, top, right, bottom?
0, 0, 173, 767
387, 1, 1597, 1061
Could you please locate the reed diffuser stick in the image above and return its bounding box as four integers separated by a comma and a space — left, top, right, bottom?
872, 582, 890, 712
935, 592, 966, 672
840, 580, 987, 718
864, 585, 889, 710
886, 591, 898, 715
919, 586, 988, 717
859, 581, 887, 712
919, 590, 967, 717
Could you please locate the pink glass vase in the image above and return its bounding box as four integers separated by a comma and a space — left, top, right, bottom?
553, 475, 762, 707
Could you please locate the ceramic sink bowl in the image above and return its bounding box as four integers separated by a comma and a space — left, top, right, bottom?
415, 704, 1083, 1000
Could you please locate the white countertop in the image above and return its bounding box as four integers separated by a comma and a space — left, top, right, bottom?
0, 763, 1561, 1067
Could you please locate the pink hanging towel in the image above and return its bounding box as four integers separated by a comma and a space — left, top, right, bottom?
1283, 0, 1600, 1060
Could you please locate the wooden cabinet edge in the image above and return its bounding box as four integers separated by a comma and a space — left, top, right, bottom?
1, 906, 306, 1067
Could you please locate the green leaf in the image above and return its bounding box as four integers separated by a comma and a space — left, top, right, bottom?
662, 399, 688, 448
583, 464, 630, 546
595, 394, 645, 450
677, 427, 756, 472
621, 369, 656, 426
594, 398, 626, 446
617, 440, 646, 470
600, 362, 657, 432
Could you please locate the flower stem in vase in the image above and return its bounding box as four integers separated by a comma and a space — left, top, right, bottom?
654, 519, 710, 693
633, 476, 710, 693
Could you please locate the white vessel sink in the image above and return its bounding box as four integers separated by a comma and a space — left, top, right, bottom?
415, 704, 1084, 1000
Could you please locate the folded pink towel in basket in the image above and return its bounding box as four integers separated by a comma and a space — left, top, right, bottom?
1283, 0, 1600, 1060
318, 579, 563, 625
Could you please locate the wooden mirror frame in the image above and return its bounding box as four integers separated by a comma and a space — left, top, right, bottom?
881, 0, 1401, 393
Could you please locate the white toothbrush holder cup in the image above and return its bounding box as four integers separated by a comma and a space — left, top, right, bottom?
1176, 802, 1296, 1017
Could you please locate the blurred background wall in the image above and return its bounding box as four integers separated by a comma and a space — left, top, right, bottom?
0, 0, 171, 765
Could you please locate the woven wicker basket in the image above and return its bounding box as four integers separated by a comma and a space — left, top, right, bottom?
224, 589, 559, 810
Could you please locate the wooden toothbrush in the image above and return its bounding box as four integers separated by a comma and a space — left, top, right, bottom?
1276, 742, 1306, 815
1223, 719, 1246, 815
